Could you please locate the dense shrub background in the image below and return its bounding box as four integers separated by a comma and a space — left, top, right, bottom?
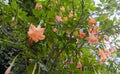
0, 0, 120, 74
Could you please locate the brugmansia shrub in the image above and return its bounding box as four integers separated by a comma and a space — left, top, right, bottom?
0, 0, 120, 74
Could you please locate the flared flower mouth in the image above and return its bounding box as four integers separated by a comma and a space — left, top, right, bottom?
28, 24, 45, 43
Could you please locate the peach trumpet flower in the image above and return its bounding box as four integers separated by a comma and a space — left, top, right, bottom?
55, 15, 62, 23
88, 18, 96, 25
98, 50, 104, 56
101, 54, 108, 61
62, 17, 68, 22
60, 6, 65, 12
110, 44, 117, 52
98, 50, 108, 61
104, 35, 109, 41
5, 55, 18, 74
98, 60, 103, 65
28, 24, 45, 43
78, 29, 86, 38
87, 33, 99, 44
53, 27, 57, 32
35, 4, 42, 10
104, 49, 111, 57
76, 61, 82, 70
5, 66, 12, 74
69, 11, 73, 18
92, 26, 99, 33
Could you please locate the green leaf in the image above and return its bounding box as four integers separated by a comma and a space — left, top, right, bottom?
11, 0, 18, 9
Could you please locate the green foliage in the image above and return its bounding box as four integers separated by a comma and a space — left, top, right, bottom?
0, 0, 120, 74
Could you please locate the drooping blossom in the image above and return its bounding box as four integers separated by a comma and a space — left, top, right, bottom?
87, 32, 99, 44
66, 29, 69, 34
35, 4, 42, 10
53, 27, 57, 32
88, 26, 99, 34
86, 26, 100, 44
60, 6, 65, 12
28, 24, 45, 43
69, 11, 73, 18
98, 50, 108, 61
5, 66, 12, 74
101, 54, 108, 61
28, 37, 33, 44
98, 60, 103, 65
98, 50, 104, 56
104, 49, 111, 57
73, 18, 76, 20
92, 26, 99, 33
104, 35, 109, 41
62, 17, 68, 22
54, 0, 58, 4
76, 61, 82, 70
88, 18, 96, 25
78, 29, 86, 38
110, 44, 116, 52
71, 35, 75, 38
55, 15, 62, 22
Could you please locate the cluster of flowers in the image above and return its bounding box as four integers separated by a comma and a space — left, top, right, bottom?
87, 20, 100, 44
64, 58, 82, 70
76, 18, 98, 70
4, 1, 117, 74
98, 39, 117, 64
55, 7, 74, 23
78, 18, 100, 44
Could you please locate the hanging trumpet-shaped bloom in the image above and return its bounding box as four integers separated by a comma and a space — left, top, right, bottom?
104, 35, 109, 41
98, 50, 108, 61
86, 25, 100, 44
35, 4, 42, 10
55, 16, 63, 23
76, 61, 82, 70
28, 24, 45, 43
53, 27, 58, 32
87, 32, 99, 44
62, 17, 68, 22
110, 44, 117, 52
88, 18, 96, 25
92, 26, 99, 33
60, 6, 65, 12
104, 49, 111, 57
101, 54, 108, 61
69, 11, 73, 18
78, 29, 86, 38
5, 66, 12, 74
